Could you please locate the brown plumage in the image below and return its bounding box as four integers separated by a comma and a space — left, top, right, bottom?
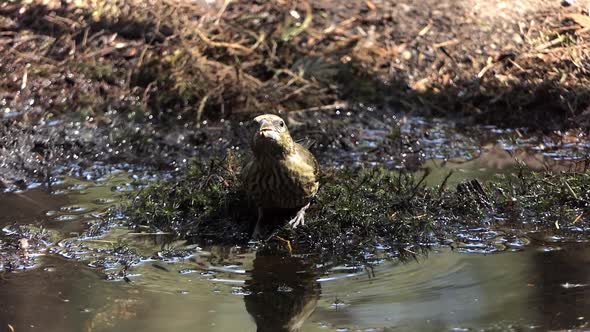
242, 114, 319, 238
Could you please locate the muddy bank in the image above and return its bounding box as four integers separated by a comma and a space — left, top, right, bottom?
2, 103, 590, 192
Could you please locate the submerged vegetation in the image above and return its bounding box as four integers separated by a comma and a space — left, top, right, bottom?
0, 224, 55, 271
127, 156, 590, 264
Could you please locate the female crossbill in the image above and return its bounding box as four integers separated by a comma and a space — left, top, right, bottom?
242, 114, 319, 239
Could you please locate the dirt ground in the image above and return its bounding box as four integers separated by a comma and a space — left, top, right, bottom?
1, 0, 589, 126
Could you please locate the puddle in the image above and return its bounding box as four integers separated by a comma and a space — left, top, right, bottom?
1, 241, 588, 331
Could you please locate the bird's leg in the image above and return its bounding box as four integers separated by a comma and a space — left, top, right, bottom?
288, 202, 311, 229
251, 207, 263, 240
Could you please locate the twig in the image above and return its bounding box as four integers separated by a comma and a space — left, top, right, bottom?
278, 84, 312, 103
43, 14, 78, 30
403, 246, 417, 255
564, 180, 579, 200
281, 0, 313, 41
533, 43, 590, 54
438, 170, 453, 196
196, 92, 211, 128
20, 66, 28, 91
136, 45, 150, 69
365, 0, 377, 10
508, 59, 525, 72
433, 39, 459, 48
7, 48, 58, 65
535, 35, 565, 51
199, 57, 263, 87
289, 101, 348, 113
272, 68, 311, 85
323, 17, 356, 34
84, 239, 117, 243
408, 168, 430, 201
567, 14, 590, 29
417, 21, 432, 37
194, 28, 264, 54
127, 232, 174, 235
142, 81, 156, 111
214, 0, 232, 25
477, 62, 495, 78
82, 46, 116, 59
82, 27, 90, 47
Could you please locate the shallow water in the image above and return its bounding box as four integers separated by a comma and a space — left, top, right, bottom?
1, 138, 589, 332
1, 239, 589, 331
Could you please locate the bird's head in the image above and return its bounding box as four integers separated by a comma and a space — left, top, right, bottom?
251, 114, 294, 158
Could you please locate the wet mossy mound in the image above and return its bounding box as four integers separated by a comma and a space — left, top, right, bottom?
127, 156, 253, 243
493, 168, 590, 232
126, 157, 590, 263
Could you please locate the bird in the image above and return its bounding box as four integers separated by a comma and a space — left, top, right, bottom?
242, 114, 319, 239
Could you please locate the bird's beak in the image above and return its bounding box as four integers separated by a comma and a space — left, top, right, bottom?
258, 121, 274, 136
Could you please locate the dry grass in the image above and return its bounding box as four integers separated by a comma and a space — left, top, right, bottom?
0, 0, 589, 129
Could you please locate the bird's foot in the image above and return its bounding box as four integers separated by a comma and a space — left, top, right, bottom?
288, 212, 305, 228
288, 203, 310, 229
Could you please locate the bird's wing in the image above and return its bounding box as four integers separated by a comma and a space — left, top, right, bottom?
294, 143, 320, 179
295, 137, 317, 151
241, 155, 255, 182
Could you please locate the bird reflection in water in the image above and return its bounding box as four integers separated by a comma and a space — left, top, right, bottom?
244, 246, 321, 332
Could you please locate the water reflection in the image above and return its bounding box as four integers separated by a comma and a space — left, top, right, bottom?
534, 244, 590, 329
85, 290, 143, 332
1, 243, 589, 331
244, 250, 320, 332
0, 187, 68, 225
423, 146, 589, 188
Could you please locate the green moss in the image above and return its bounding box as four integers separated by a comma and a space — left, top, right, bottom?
494, 170, 590, 230
126, 156, 590, 264
126, 154, 253, 242
70, 61, 123, 84
279, 168, 440, 262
